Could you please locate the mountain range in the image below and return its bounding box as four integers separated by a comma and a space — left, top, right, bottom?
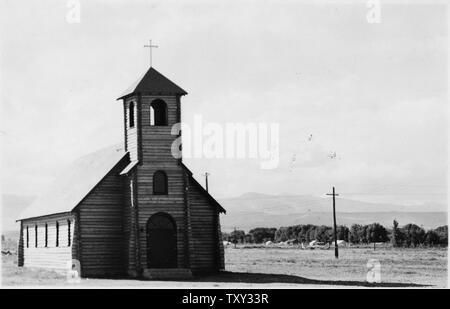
1, 193, 447, 234
219, 193, 447, 232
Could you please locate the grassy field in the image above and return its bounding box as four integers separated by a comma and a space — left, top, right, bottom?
224, 245, 447, 287
1, 245, 447, 288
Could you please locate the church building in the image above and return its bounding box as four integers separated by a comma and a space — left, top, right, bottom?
17, 67, 226, 279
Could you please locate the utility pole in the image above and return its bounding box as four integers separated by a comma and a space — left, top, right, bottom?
203, 172, 210, 192
326, 187, 339, 259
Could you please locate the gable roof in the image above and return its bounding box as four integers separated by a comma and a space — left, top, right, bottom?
17, 145, 127, 221
117, 67, 187, 100
180, 162, 226, 214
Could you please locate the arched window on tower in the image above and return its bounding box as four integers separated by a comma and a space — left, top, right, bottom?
129, 101, 135, 128
150, 99, 167, 126
153, 170, 168, 195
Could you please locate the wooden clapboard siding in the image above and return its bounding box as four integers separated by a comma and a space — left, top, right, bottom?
135, 165, 189, 269
18, 221, 24, 266
135, 95, 189, 269
125, 98, 138, 161
76, 156, 128, 277
121, 94, 142, 276
122, 175, 135, 276
188, 179, 220, 273
216, 214, 225, 270
140, 95, 179, 165
130, 94, 223, 273
21, 214, 74, 270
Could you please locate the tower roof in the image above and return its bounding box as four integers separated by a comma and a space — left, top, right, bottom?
117, 67, 187, 100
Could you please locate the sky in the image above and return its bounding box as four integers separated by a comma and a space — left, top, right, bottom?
0, 0, 448, 210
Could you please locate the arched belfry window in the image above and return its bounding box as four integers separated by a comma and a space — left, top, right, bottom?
129, 101, 135, 128
153, 170, 168, 195
150, 99, 167, 126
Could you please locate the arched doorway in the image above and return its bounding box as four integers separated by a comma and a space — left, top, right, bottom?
146, 213, 177, 268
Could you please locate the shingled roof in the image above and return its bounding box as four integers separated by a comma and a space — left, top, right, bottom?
17, 145, 127, 221
117, 67, 187, 100
17, 145, 225, 221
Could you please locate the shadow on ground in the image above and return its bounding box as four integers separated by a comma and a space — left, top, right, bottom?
190, 271, 429, 287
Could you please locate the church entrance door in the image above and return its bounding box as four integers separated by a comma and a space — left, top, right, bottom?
146, 213, 177, 268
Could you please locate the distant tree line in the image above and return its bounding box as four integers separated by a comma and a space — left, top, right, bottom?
222, 221, 448, 247
223, 228, 278, 245
390, 220, 448, 247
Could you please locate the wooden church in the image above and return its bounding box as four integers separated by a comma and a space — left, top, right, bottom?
17, 67, 226, 279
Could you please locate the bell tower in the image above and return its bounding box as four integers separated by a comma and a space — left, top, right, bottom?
117, 66, 224, 279
117, 67, 187, 163
117, 67, 192, 277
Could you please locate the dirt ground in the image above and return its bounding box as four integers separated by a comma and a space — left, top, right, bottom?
1, 246, 447, 288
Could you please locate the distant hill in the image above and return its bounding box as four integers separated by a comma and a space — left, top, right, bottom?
1, 193, 447, 235
1, 194, 36, 232
219, 193, 447, 232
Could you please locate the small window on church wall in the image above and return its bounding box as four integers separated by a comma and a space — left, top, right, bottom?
150, 99, 167, 126
56, 221, 59, 247
26, 226, 29, 248
129, 102, 135, 128
67, 220, 72, 247
45, 223, 48, 248
153, 170, 168, 195
35, 225, 38, 248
